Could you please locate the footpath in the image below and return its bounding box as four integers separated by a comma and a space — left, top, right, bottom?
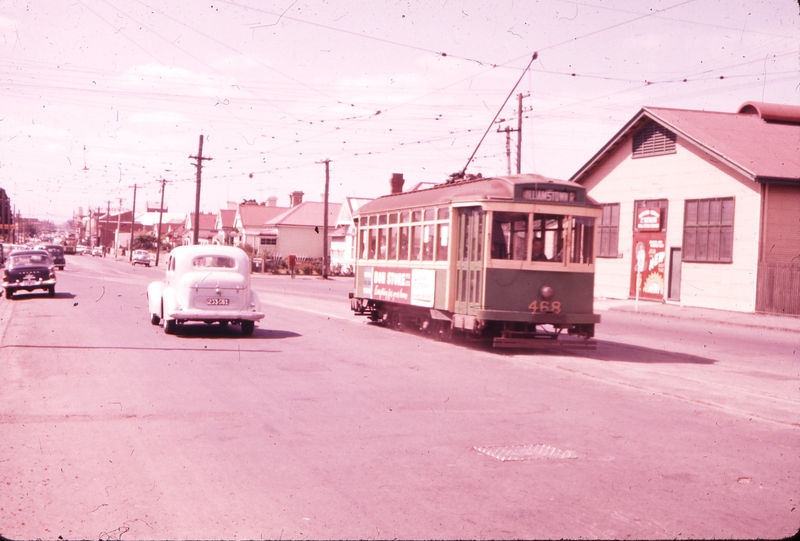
595, 297, 800, 333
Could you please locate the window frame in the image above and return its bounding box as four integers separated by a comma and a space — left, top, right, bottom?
682, 197, 735, 263
597, 203, 620, 258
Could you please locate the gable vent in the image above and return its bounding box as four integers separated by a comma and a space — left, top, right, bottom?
632, 121, 676, 158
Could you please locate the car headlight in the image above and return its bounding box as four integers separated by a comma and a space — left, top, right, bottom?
539, 284, 554, 299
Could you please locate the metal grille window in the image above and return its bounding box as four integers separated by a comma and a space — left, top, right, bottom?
597, 203, 620, 257
632, 122, 676, 158
683, 198, 734, 263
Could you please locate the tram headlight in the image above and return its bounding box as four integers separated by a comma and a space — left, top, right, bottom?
539, 284, 554, 299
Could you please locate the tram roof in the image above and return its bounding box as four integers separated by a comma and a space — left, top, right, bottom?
355, 174, 591, 215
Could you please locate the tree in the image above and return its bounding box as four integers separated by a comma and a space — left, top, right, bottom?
133, 233, 157, 251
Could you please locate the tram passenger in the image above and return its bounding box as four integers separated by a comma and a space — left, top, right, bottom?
531, 238, 549, 261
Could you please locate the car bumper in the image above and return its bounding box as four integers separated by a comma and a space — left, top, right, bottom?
3, 279, 57, 291
166, 308, 265, 321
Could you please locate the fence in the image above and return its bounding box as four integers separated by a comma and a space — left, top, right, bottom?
756, 263, 800, 316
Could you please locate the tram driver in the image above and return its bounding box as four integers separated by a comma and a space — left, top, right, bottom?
531, 238, 548, 261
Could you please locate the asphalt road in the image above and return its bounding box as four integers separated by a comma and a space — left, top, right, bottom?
0, 254, 798, 540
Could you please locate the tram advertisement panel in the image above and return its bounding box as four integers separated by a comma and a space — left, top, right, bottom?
369, 267, 435, 307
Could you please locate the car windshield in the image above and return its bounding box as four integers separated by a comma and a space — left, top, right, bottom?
11, 254, 51, 266
191, 256, 236, 269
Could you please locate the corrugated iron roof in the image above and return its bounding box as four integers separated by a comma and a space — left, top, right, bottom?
572, 101, 800, 184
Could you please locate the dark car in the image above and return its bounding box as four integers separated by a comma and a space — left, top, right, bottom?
2, 249, 57, 299
35, 244, 66, 270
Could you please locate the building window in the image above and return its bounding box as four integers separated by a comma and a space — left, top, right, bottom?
260, 237, 277, 246
683, 198, 734, 263
597, 203, 620, 257
632, 122, 676, 158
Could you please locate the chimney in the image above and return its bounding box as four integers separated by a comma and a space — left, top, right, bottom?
267, 196, 278, 207
289, 191, 304, 207
390, 173, 405, 195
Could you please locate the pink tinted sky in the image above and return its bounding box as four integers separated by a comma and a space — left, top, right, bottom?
0, 0, 798, 223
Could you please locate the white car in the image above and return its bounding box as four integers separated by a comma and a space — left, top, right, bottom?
132, 249, 151, 266
147, 245, 265, 336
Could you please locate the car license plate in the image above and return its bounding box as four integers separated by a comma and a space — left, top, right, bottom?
207, 298, 230, 306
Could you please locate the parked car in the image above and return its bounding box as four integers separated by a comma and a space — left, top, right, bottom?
92, 247, 103, 257
35, 243, 66, 270
2, 249, 57, 299
132, 250, 152, 267
147, 245, 265, 335
76, 245, 89, 255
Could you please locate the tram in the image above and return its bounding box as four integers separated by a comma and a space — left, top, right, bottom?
349, 173, 602, 348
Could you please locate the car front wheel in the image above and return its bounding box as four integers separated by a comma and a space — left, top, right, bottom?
150, 313, 161, 325
164, 319, 177, 335
4, 288, 12, 300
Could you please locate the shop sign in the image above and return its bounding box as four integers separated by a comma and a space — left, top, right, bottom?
636, 208, 662, 231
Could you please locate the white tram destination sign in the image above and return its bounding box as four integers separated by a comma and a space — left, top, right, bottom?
521, 188, 577, 203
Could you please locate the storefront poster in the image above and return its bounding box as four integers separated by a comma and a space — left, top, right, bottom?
630, 234, 666, 300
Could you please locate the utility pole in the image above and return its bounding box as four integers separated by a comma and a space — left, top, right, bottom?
155, 179, 166, 267
128, 184, 137, 262
105, 201, 110, 256
189, 135, 212, 245
516, 92, 530, 174
317, 159, 331, 279
115, 198, 123, 258
496, 125, 515, 175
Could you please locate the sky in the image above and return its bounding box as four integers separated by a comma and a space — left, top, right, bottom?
0, 0, 798, 224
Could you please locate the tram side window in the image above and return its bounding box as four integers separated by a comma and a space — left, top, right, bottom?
437, 223, 449, 260
399, 226, 409, 259
360, 229, 369, 259
532, 214, 566, 262
422, 225, 434, 261
570, 216, 595, 264
491, 212, 528, 260
411, 225, 422, 260
378, 227, 387, 259
388, 227, 398, 259
368, 227, 377, 259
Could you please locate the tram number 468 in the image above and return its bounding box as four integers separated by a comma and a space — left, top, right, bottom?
528, 300, 562, 313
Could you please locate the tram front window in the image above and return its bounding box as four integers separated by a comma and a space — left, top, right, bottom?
491, 212, 527, 260
533, 214, 566, 262
570, 216, 595, 264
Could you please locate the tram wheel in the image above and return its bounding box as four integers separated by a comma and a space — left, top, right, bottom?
434, 321, 453, 342
388, 311, 402, 331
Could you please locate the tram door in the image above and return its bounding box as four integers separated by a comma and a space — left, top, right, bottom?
455, 208, 484, 314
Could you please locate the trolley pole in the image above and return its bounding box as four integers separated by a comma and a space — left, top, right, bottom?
189, 135, 212, 245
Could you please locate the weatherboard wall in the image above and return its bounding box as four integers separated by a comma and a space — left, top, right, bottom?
579, 132, 761, 312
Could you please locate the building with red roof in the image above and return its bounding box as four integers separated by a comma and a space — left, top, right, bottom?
572, 101, 800, 315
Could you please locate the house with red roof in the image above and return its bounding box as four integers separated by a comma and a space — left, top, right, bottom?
572, 101, 800, 315
181, 212, 217, 245
262, 192, 342, 260
233, 197, 289, 250
214, 205, 238, 245
330, 196, 373, 275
